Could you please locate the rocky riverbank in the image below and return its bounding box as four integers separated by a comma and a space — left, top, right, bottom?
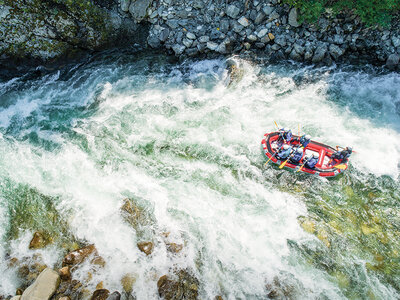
1, 0, 400, 71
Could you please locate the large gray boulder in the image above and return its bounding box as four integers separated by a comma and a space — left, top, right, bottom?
288, 8, 300, 27
386, 53, 400, 69
129, 0, 152, 22
21, 268, 60, 300
120, 0, 131, 12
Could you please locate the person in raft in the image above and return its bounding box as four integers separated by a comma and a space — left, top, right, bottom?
304, 153, 319, 169
277, 128, 292, 145
331, 146, 352, 163
290, 147, 303, 164
277, 144, 292, 160
299, 134, 311, 148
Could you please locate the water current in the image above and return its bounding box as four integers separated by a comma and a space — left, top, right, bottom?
0, 50, 400, 299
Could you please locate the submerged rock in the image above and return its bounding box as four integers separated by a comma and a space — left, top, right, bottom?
21, 268, 60, 300
59, 266, 72, 281
157, 269, 199, 300
166, 243, 183, 253
121, 273, 136, 293
91, 289, 110, 300
386, 53, 399, 69
29, 232, 50, 249
62, 244, 99, 267
107, 291, 121, 300
137, 241, 154, 255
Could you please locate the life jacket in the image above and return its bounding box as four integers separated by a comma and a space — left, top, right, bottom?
290, 151, 303, 163
299, 135, 310, 148
278, 147, 292, 159
305, 156, 318, 168
278, 129, 292, 142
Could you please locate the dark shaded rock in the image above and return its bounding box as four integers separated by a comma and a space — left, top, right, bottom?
329, 44, 345, 60
129, 0, 152, 22
107, 291, 121, 300
386, 53, 400, 69
91, 289, 110, 300
312, 44, 328, 63
157, 269, 199, 300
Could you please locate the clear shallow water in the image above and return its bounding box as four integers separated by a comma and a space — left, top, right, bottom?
0, 51, 400, 299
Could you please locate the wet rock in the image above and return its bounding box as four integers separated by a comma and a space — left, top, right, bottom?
238, 17, 250, 27
254, 12, 266, 25
172, 44, 186, 55
288, 8, 299, 27
166, 243, 183, 253
257, 29, 268, 38
207, 41, 218, 51
96, 282, 104, 290
129, 0, 152, 22
29, 232, 49, 249
157, 269, 199, 300
199, 36, 210, 43
16, 288, 23, 295
138, 241, 154, 255
186, 32, 196, 40
62, 244, 98, 267
91, 289, 110, 300
120, 0, 131, 12
312, 44, 328, 63
392, 35, 400, 48
121, 273, 136, 293
329, 44, 345, 60
268, 33, 275, 41
386, 53, 400, 69
21, 268, 60, 300
107, 291, 121, 300
226, 5, 240, 19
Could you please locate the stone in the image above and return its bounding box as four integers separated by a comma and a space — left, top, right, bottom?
392, 36, 400, 48
186, 32, 196, 40
62, 245, 97, 266
21, 268, 60, 300
274, 36, 286, 47
157, 270, 199, 300
172, 44, 186, 55
216, 43, 227, 54
59, 266, 71, 281
137, 241, 154, 255
329, 44, 344, 60
268, 11, 280, 21
288, 8, 299, 27
148, 35, 161, 48
166, 243, 183, 253
243, 42, 251, 50
312, 44, 328, 63
90, 289, 110, 300
96, 282, 104, 290
182, 38, 193, 48
58, 297, 70, 300
260, 36, 270, 43
226, 5, 240, 18
121, 273, 136, 293
107, 292, 121, 300
254, 12, 265, 25
129, 0, 152, 22
16, 288, 23, 295
247, 34, 257, 42
268, 33, 275, 41
263, 6, 274, 16
11, 297, 21, 300
159, 28, 170, 42
29, 232, 48, 249
120, 0, 131, 12
166, 20, 179, 29
257, 29, 268, 38
386, 54, 400, 69
207, 41, 218, 51
238, 16, 250, 27
289, 49, 302, 60
199, 36, 210, 43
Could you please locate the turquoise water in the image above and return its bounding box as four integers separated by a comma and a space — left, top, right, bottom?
0, 51, 400, 299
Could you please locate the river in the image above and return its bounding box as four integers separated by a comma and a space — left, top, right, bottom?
0, 50, 399, 299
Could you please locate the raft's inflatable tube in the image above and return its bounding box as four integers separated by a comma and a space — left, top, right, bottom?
261, 132, 348, 177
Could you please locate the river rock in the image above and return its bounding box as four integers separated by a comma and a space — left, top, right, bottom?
157, 269, 199, 300
257, 28, 268, 38
121, 273, 136, 293
207, 41, 218, 51
29, 232, 48, 249
172, 44, 186, 55
312, 44, 328, 63
91, 289, 110, 300
186, 32, 196, 40
21, 268, 60, 300
62, 244, 97, 266
255, 12, 265, 24
199, 35, 210, 43
268, 33, 275, 41
392, 36, 400, 48
107, 291, 121, 300
288, 8, 300, 27
129, 0, 152, 22
137, 241, 154, 255
329, 44, 344, 60
120, 0, 131, 12
59, 266, 71, 281
166, 242, 183, 253
386, 53, 400, 69
226, 5, 240, 18
238, 16, 250, 27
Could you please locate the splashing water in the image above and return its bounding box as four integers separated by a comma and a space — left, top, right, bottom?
0, 52, 400, 299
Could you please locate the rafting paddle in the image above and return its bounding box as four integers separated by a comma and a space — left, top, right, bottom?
279, 151, 295, 169
334, 164, 347, 170
296, 156, 310, 173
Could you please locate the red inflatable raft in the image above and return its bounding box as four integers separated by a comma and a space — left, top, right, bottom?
261, 132, 348, 177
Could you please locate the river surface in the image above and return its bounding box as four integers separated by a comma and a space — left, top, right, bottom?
0, 51, 400, 299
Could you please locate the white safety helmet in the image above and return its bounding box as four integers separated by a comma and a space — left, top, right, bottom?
305, 134, 311, 140
283, 144, 290, 150
296, 148, 303, 153
347, 146, 353, 151
283, 127, 289, 132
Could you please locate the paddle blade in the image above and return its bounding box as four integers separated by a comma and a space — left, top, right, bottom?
334, 164, 347, 170
274, 121, 279, 129
279, 159, 288, 169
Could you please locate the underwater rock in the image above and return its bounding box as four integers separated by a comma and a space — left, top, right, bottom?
106, 291, 121, 300
29, 232, 49, 249
166, 243, 183, 253
121, 273, 136, 293
137, 241, 154, 255
62, 244, 98, 266
90, 289, 110, 300
59, 266, 72, 281
157, 269, 199, 300
21, 268, 60, 300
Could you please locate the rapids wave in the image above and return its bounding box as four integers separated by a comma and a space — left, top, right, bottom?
0, 51, 400, 299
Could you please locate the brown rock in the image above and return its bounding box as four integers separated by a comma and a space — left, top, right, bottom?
157, 269, 199, 300
17, 265, 30, 278
16, 288, 23, 295
59, 266, 71, 281
121, 273, 136, 293
29, 232, 49, 249
58, 297, 71, 300
63, 244, 97, 266
215, 296, 223, 300
96, 281, 104, 290
8, 257, 19, 268
166, 243, 183, 253
90, 289, 109, 300
137, 241, 154, 255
